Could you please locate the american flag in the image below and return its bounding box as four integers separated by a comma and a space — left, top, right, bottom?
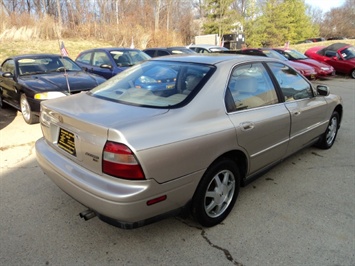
60, 41, 69, 57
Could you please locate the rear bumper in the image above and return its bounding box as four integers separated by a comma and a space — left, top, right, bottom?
35, 137, 201, 227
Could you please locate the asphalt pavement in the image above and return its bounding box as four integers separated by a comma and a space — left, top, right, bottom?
0, 76, 354, 266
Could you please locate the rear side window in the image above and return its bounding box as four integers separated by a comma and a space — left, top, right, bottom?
90, 61, 215, 108
267, 62, 313, 101
157, 50, 170, 56
226, 63, 278, 111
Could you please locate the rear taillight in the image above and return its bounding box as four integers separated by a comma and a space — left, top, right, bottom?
103, 142, 145, 180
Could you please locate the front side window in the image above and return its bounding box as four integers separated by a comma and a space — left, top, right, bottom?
267, 62, 313, 101
93, 51, 111, 66
90, 61, 214, 108
226, 63, 278, 111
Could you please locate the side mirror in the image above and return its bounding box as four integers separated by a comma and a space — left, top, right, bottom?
100, 64, 112, 70
2, 72, 14, 78
317, 85, 330, 96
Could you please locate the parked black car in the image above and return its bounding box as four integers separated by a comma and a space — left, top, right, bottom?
143, 47, 196, 57
0, 54, 106, 124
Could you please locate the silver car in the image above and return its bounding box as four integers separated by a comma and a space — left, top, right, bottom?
35, 55, 343, 228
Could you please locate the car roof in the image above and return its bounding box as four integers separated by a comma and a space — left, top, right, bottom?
9, 54, 65, 60
316, 43, 350, 56
79, 47, 141, 53
150, 54, 276, 65
324, 42, 350, 51
189, 44, 225, 48
144, 47, 189, 50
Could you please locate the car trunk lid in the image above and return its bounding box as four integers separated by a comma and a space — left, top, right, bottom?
40, 92, 168, 175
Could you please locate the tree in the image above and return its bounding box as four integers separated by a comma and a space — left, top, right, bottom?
202, 0, 238, 37
282, 0, 318, 43
244, 0, 318, 47
321, 0, 355, 38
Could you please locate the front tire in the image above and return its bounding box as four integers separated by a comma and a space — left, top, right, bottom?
316, 111, 339, 149
20, 94, 39, 124
0, 93, 5, 109
191, 158, 240, 227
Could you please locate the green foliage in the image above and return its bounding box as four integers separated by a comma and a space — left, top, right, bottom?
203, 0, 320, 47
202, 0, 239, 36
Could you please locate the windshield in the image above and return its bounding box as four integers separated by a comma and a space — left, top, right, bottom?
284, 49, 308, 60
340, 46, 355, 60
90, 60, 215, 108
18, 57, 82, 76
262, 50, 288, 61
110, 50, 151, 67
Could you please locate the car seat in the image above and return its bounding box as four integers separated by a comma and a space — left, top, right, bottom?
232, 75, 264, 109
117, 54, 130, 66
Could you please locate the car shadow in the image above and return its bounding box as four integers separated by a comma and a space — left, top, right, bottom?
0, 106, 19, 130
317, 73, 350, 81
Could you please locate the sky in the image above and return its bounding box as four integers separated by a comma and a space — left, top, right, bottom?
305, 0, 346, 12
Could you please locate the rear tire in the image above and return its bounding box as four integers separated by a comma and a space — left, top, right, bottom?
20, 94, 39, 124
191, 158, 240, 227
315, 111, 339, 149
351, 69, 355, 79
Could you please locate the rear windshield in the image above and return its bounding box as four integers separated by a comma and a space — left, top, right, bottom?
90, 60, 215, 108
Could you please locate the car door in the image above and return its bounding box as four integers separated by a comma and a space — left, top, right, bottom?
323, 51, 348, 74
0, 59, 20, 108
266, 62, 328, 156
333, 48, 353, 74
226, 62, 290, 175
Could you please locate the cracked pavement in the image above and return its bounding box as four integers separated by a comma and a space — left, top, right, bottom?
1, 76, 354, 266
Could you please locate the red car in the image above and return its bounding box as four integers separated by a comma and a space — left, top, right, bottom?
235, 48, 317, 80
305, 43, 355, 79
274, 48, 335, 78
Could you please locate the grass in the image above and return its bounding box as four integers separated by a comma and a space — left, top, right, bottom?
0, 38, 354, 62
0, 39, 114, 62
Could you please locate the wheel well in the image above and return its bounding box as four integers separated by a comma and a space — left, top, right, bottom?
215, 150, 248, 182
334, 104, 343, 127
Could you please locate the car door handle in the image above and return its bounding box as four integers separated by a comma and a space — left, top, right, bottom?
293, 111, 301, 116
240, 121, 255, 131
